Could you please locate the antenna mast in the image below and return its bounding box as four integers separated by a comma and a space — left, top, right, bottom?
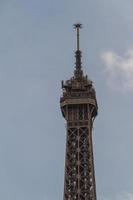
74, 23, 82, 51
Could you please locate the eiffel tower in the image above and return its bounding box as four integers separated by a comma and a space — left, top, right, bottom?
60, 24, 98, 200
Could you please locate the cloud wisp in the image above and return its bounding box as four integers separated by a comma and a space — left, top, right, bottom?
102, 192, 133, 200
101, 49, 133, 92
117, 193, 133, 200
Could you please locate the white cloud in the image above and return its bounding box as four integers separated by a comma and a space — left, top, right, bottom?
116, 193, 133, 200
101, 49, 133, 92
101, 193, 133, 200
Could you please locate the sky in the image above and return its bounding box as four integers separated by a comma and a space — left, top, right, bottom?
0, 0, 133, 199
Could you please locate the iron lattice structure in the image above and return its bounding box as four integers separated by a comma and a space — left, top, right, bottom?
60, 24, 98, 200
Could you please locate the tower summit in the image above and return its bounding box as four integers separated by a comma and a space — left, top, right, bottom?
73, 23, 83, 80
60, 24, 98, 200
74, 23, 82, 51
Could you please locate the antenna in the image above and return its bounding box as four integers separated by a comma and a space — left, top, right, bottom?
74, 23, 82, 51
73, 23, 83, 78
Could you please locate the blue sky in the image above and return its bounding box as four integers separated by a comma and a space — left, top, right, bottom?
0, 0, 133, 199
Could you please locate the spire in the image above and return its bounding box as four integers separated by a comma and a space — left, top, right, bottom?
74, 23, 82, 50
74, 23, 83, 79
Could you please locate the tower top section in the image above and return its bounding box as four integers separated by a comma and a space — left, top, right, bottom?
60, 24, 98, 118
